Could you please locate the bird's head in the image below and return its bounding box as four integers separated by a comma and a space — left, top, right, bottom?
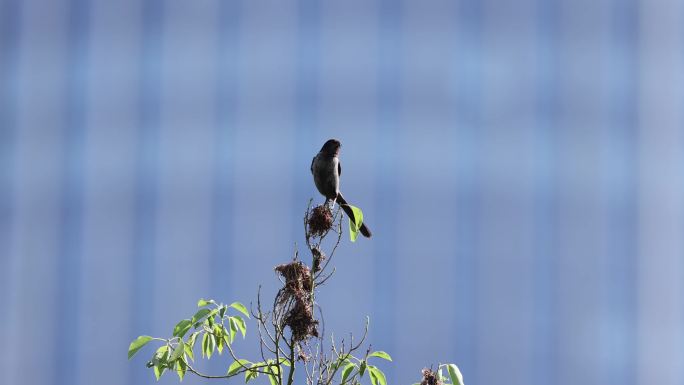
320, 139, 341, 156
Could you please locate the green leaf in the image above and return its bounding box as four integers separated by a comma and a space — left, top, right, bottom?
227, 359, 252, 375
245, 364, 260, 383
232, 315, 247, 338
152, 346, 169, 380
187, 332, 199, 348
219, 305, 227, 318
154, 364, 165, 380
368, 351, 392, 361
207, 334, 216, 359
229, 302, 250, 318
152, 345, 169, 366
267, 371, 278, 385
369, 369, 379, 385
176, 358, 187, 381
228, 317, 238, 343
201, 333, 209, 358
128, 336, 153, 359
269, 361, 280, 377
214, 324, 224, 354
368, 366, 387, 385
447, 364, 465, 385
341, 363, 356, 384
206, 309, 219, 325
173, 319, 192, 338
169, 341, 185, 362
264, 360, 280, 382
183, 343, 194, 361
347, 205, 364, 242
191, 308, 212, 324
359, 361, 367, 377
197, 298, 214, 307
333, 358, 351, 371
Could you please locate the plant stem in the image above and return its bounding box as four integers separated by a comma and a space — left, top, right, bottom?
286, 337, 296, 385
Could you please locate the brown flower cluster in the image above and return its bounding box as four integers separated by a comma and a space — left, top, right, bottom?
274, 261, 319, 343
311, 247, 326, 273
307, 205, 333, 237
421, 368, 443, 385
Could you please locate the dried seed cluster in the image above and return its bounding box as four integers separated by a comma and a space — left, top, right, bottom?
275, 261, 319, 343
307, 205, 333, 237
312, 247, 326, 273
421, 368, 443, 385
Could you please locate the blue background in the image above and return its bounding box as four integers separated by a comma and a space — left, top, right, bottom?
1, 0, 683, 385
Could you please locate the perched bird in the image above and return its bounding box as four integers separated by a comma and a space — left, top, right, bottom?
311, 139, 372, 238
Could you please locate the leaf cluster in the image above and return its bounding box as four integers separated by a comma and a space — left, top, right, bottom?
335, 350, 392, 385
128, 300, 256, 382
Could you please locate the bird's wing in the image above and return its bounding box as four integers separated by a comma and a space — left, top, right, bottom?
338, 160, 342, 177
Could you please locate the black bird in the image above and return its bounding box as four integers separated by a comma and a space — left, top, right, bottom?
311, 139, 372, 238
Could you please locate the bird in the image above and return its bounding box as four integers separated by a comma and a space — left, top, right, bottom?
311, 139, 372, 238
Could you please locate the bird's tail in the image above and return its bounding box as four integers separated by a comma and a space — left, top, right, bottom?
336, 192, 372, 238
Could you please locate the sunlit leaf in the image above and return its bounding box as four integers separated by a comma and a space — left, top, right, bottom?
227, 359, 252, 375
173, 320, 192, 338
347, 205, 363, 242
128, 336, 153, 359
183, 343, 194, 361
341, 363, 356, 384
368, 351, 392, 361
233, 315, 247, 338
214, 325, 224, 354
447, 364, 465, 385
169, 341, 185, 362
192, 309, 212, 324
228, 317, 238, 343
177, 358, 187, 381
152, 346, 169, 380
152, 345, 169, 366
269, 361, 280, 377
201, 333, 209, 358
187, 332, 199, 348
267, 371, 278, 385
154, 364, 165, 380
201, 309, 219, 328
229, 302, 250, 318
369, 369, 379, 385
207, 334, 216, 359
368, 366, 386, 385
245, 364, 260, 383
197, 299, 214, 307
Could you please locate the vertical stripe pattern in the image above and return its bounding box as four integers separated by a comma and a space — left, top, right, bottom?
55, 0, 88, 384
532, 0, 558, 384
0, 0, 21, 380
0, 1, 681, 385
129, 0, 163, 384
452, 0, 482, 382
374, 0, 401, 380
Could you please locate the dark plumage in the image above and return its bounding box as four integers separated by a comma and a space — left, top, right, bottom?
311, 139, 372, 238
